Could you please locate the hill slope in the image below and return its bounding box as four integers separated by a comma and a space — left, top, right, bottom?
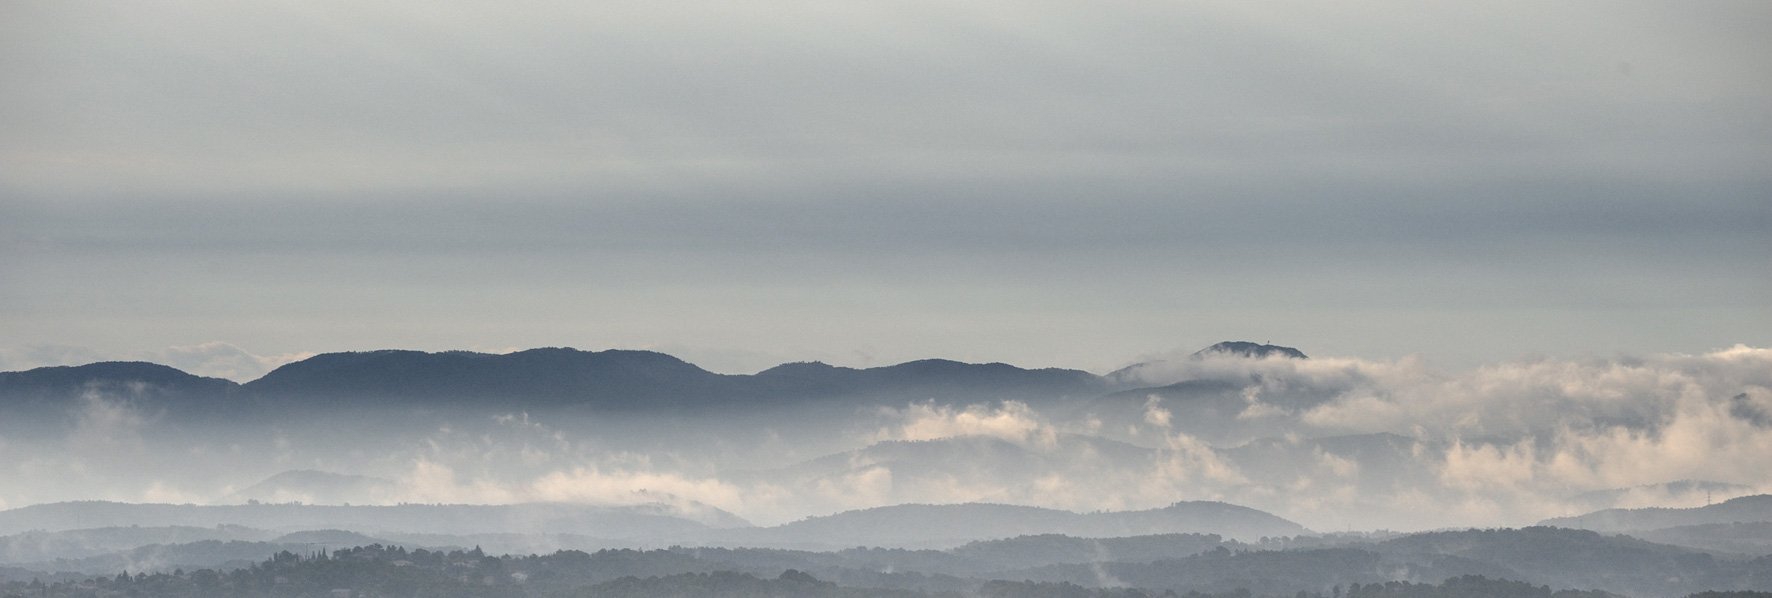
0, 362, 238, 413
1540, 494, 1772, 532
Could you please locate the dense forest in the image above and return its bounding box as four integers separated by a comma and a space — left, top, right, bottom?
4, 544, 1768, 598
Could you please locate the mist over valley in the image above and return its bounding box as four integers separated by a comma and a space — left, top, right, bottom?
5, 0, 1768, 593
3, 342, 1771, 596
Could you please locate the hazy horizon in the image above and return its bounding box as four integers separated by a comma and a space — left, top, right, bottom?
4, 341, 1768, 534
4, 339, 1770, 384
2, 3, 1769, 595
3, 1, 1767, 380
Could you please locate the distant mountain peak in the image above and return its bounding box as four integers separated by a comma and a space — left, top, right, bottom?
1103, 342, 1308, 387
756, 361, 845, 375
1194, 341, 1308, 360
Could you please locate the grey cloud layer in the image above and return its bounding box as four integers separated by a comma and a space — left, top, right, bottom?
2, 1, 1768, 369
6, 2, 1768, 192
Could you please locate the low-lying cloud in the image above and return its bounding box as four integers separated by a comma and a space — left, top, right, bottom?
879, 401, 1058, 448
1, 346, 1768, 532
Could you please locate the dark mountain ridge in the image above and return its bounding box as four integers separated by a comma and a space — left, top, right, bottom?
0, 341, 1311, 416
0, 362, 237, 405
1194, 341, 1310, 360
242, 348, 741, 407
1, 346, 1117, 412
0, 362, 245, 426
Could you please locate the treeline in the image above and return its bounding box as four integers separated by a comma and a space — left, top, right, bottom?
1342, 576, 1620, 598
5, 544, 1763, 598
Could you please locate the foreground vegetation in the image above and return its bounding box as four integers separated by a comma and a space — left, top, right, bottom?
4, 543, 1769, 598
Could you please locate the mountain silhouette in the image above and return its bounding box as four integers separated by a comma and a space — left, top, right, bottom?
1193, 341, 1308, 359
753, 358, 1103, 403
242, 348, 737, 407
240, 347, 1104, 409
1104, 341, 1308, 387
0, 344, 1296, 412
0, 362, 240, 418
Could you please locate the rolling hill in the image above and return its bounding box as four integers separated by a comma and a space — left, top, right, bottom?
1540, 494, 1772, 532
719, 501, 1309, 549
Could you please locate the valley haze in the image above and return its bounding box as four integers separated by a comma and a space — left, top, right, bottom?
3, 0, 1769, 595
4, 340, 1772, 597
3, 342, 1769, 531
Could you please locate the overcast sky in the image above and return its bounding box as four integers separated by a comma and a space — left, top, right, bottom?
2, 1, 1768, 379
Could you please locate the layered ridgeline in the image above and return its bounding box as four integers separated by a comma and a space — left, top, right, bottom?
4, 484, 1772, 596
6, 341, 1753, 532
4, 524, 1769, 597
0, 499, 1304, 550
233, 348, 1106, 408
1539, 495, 1772, 555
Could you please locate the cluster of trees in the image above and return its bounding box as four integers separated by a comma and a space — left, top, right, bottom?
1340, 576, 1620, 598
585, 570, 925, 598
3, 544, 1769, 598
0, 545, 735, 598
0, 546, 516, 598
